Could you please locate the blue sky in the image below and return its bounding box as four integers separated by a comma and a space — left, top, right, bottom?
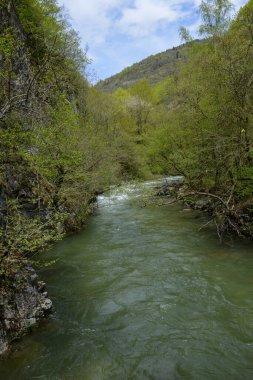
58, 0, 248, 82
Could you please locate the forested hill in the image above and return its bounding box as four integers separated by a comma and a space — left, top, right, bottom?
96, 40, 203, 93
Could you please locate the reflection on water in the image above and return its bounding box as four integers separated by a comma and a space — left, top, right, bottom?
1, 179, 253, 380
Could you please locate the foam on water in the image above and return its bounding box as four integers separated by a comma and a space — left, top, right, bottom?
97, 176, 184, 207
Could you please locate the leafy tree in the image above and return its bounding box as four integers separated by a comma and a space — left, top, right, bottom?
198, 0, 233, 37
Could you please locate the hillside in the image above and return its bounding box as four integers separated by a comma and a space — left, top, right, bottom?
96, 40, 203, 93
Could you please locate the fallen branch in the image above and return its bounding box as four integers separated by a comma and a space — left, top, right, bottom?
198, 218, 214, 232
186, 191, 229, 210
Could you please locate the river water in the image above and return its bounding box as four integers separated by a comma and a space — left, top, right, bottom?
1, 179, 253, 380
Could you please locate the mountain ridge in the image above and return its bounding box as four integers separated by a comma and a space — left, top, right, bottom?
96, 39, 203, 93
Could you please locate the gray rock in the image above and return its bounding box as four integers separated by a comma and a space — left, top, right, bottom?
38, 281, 46, 292
0, 259, 52, 355
23, 318, 37, 327
41, 298, 53, 313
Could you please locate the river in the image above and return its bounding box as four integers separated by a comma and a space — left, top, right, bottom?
1, 179, 253, 380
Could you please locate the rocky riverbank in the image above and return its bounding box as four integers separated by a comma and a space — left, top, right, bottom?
0, 258, 52, 356
155, 180, 253, 240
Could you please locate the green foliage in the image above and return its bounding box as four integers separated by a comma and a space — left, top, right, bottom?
198, 0, 233, 37
0, 200, 65, 256
139, 0, 253, 219
0, 27, 16, 56
233, 167, 253, 198
104, 0, 253, 239
0, 0, 138, 261
179, 27, 192, 43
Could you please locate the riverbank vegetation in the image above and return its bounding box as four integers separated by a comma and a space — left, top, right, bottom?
1, 0, 253, 269
0, 0, 140, 271
103, 0, 253, 239
0, 0, 145, 351
0, 0, 253, 296
0, 2, 145, 343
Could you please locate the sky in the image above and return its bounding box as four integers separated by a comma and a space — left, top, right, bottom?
58, 0, 248, 82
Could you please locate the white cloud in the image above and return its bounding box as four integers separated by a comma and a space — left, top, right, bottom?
58, 0, 249, 79
117, 0, 187, 38
58, 0, 123, 44
59, 0, 193, 43
59, 0, 248, 44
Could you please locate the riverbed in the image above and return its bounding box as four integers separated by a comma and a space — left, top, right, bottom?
1, 179, 253, 379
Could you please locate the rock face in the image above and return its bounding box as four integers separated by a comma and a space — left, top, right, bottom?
0, 259, 52, 355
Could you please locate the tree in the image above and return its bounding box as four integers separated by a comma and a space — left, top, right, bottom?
198, 0, 233, 37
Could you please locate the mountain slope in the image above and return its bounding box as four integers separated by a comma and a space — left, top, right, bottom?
96, 40, 203, 93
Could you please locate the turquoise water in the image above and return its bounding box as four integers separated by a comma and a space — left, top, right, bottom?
1, 181, 253, 379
